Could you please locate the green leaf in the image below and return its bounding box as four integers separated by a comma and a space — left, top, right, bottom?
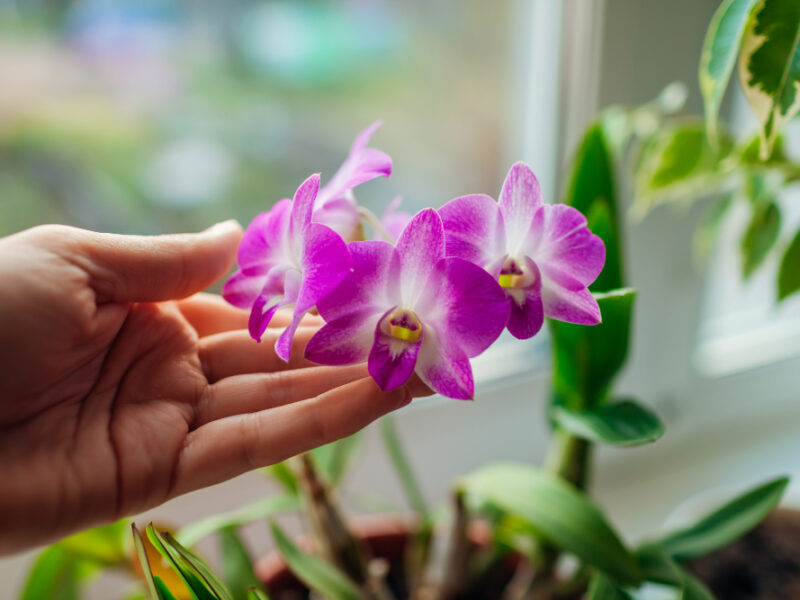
778, 228, 800, 300
741, 200, 781, 279
699, 0, 760, 142
461, 463, 642, 585
549, 289, 637, 410
680, 571, 716, 600
633, 121, 732, 213
60, 519, 129, 566
19, 545, 80, 600
146, 524, 231, 600
177, 491, 301, 547
269, 521, 363, 600
738, 0, 800, 158
635, 545, 682, 586
587, 571, 633, 599
551, 400, 664, 447
261, 462, 299, 495
247, 588, 271, 600
154, 577, 181, 600
635, 546, 715, 599
133, 523, 163, 600
218, 527, 265, 600
564, 123, 624, 292
310, 432, 363, 486
380, 416, 429, 518
656, 476, 788, 560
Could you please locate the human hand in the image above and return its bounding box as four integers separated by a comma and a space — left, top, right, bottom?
0, 222, 416, 554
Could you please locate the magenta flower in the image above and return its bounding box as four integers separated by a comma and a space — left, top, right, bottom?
313, 122, 392, 240
305, 209, 509, 399
222, 174, 351, 361
379, 196, 413, 241
439, 162, 605, 339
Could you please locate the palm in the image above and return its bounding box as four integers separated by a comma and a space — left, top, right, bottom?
0, 224, 410, 554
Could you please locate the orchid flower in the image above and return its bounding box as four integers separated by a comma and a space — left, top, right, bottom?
222, 174, 351, 361
305, 209, 509, 399
439, 162, 605, 339
379, 196, 413, 241
312, 122, 392, 240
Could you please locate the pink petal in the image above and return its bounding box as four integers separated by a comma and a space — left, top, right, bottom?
499, 162, 542, 254
417, 257, 509, 357
368, 309, 422, 391
304, 311, 378, 366
318, 121, 392, 205
506, 287, 544, 341
439, 194, 505, 269
312, 198, 360, 240
275, 309, 304, 362
414, 326, 474, 400
316, 240, 400, 323
395, 209, 445, 307
222, 270, 266, 309
296, 223, 351, 313
289, 174, 321, 236
380, 196, 412, 241
237, 199, 291, 271
526, 204, 605, 287
247, 266, 298, 341
542, 285, 601, 325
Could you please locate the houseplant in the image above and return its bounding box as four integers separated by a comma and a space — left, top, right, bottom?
17, 1, 800, 598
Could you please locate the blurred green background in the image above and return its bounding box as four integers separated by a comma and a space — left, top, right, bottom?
0, 0, 512, 238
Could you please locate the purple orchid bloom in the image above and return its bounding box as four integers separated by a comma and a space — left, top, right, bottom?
305, 209, 509, 400
313, 122, 393, 240
222, 174, 351, 361
439, 162, 605, 339
379, 196, 413, 241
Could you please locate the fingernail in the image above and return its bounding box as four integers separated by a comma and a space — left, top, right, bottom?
205, 219, 241, 235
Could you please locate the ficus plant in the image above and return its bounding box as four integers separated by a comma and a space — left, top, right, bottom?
631, 0, 800, 300
17, 2, 799, 598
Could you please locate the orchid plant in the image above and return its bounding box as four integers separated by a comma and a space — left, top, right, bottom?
22, 119, 790, 600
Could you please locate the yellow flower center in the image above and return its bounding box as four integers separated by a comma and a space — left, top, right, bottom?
384, 308, 423, 342
498, 257, 534, 289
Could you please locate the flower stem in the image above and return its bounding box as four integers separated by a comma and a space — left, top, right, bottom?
379, 416, 429, 518
358, 206, 395, 243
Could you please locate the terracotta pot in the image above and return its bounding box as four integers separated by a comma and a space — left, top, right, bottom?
255, 514, 519, 600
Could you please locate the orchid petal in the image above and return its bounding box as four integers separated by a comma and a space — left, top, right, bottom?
368, 309, 421, 391
318, 122, 392, 205
316, 240, 400, 323
247, 265, 297, 341
499, 162, 542, 255
417, 257, 508, 357
526, 204, 606, 287
296, 223, 351, 314
304, 311, 378, 365
415, 326, 474, 400
542, 285, 601, 325
380, 196, 412, 241
237, 199, 291, 272
223, 269, 268, 309
396, 209, 445, 308
289, 174, 321, 236
505, 259, 545, 339
439, 194, 505, 269
312, 198, 361, 240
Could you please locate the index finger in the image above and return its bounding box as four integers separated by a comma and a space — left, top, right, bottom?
171, 377, 411, 496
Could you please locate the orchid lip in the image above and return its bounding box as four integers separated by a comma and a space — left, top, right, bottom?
498, 256, 536, 289
382, 307, 423, 342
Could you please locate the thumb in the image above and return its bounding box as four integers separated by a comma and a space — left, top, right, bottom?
83, 220, 243, 303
